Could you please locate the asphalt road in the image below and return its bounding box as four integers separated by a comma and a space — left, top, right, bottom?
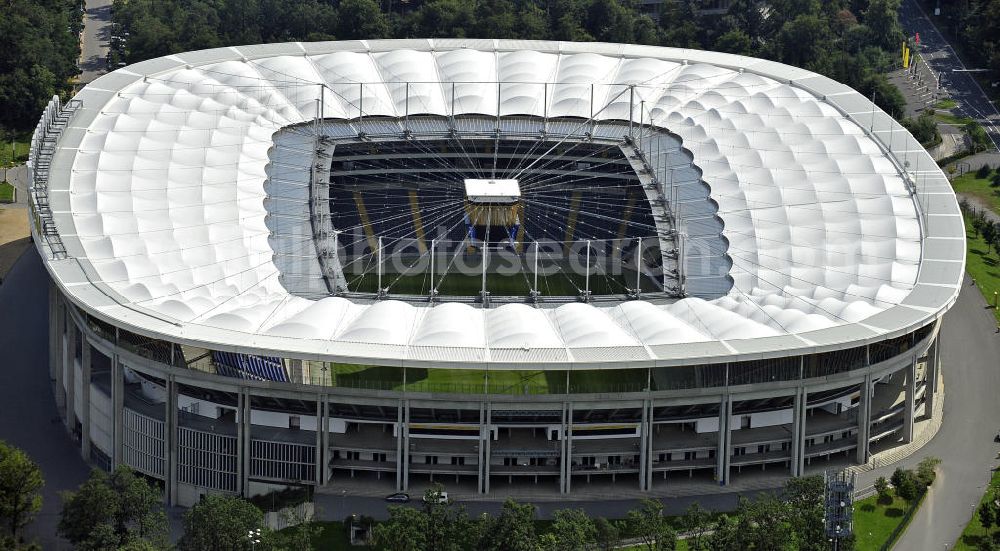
880, 275, 1000, 550
0, 250, 90, 549
900, 0, 1000, 152
78, 0, 112, 85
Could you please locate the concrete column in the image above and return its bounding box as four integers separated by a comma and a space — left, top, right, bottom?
395, 400, 404, 491
480, 402, 491, 494
790, 387, 807, 477
316, 398, 324, 487
237, 389, 251, 495
903, 357, 916, 443
320, 396, 329, 485
65, 323, 77, 433
716, 395, 731, 485
925, 339, 938, 419
559, 403, 568, 494
560, 402, 574, 494
111, 354, 124, 468
855, 374, 873, 464
55, 301, 66, 411
48, 282, 59, 380
639, 399, 651, 491
80, 337, 92, 461
646, 400, 655, 491
401, 399, 410, 491
165, 376, 178, 506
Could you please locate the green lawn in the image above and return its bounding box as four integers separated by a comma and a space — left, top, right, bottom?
852, 494, 918, 551
276, 521, 368, 550
934, 111, 974, 126
953, 470, 1000, 550
0, 139, 29, 166
934, 98, 958, 110
952, 171, 1000, 215
962, 217, 1000, 324
0, 181, 14, 203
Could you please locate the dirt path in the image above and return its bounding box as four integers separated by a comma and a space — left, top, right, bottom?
956, 192, 1000, 225
0, 207, 31, 281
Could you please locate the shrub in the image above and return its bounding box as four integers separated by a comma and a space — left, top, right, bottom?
916, 457, 942, 487
891, 468, 921, 501
978, 163, 993, 179
874, 476, 892, 504
903, 111, 941, 147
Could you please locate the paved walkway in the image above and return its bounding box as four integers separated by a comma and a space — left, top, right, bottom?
887, 276, 1000, 550
78, 0, 112, 84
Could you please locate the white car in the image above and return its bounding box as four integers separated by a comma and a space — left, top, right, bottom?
423, 491, 449, 504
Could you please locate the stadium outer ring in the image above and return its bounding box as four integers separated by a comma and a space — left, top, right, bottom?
34, 40, 959, 505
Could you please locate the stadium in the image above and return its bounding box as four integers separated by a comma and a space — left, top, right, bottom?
29, 40, 963, 506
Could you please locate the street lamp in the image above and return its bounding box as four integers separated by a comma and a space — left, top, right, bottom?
247, 527, 262, 550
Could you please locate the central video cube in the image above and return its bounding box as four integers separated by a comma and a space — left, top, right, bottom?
463, 178, 521, 204
463, 179, 522, 245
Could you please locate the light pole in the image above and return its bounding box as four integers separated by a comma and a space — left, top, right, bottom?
247, 527, 262, 550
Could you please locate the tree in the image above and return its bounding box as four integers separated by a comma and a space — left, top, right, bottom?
891, 468, 920, 502
715, 29, 754, 55
977, 163, 993, 179
178, 494, 265, 551
58, 466, 167, 550
0, 441, 43, 541
516, 4, 549, 40
659, 0, 702, 48
984, 220, 997, 255
903, 111, 941, 147
594, 517, 621, 550
916, 457, 942, 487
372, 505, 428, 551
680, 502, 711, 550
973, 212, 987, 238
336, 0, 390, 40
863, 74, 907, 119
628, 498, 676, 551
783, 476, 826, 551
480, 498, 537, 551
874, 476, 892, 504
773, 15, 831, 68
548, 508, 597, 550
863, 0, 904, 51
980, 500, 995, 531
966, 121, 993, 153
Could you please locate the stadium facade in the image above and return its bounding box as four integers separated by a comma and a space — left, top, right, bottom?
29, 40, 963, 506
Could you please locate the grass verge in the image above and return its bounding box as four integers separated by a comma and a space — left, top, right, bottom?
953, 469, 1000, 550
853, 494, 912, 550
0, 181, 14, 203
276, 521, 368, 550
962, 216, 1000, 324
0, 140, 29, 166
934, 111, 974, 126
934, 98, 958, 109
952, 171, 1000, 215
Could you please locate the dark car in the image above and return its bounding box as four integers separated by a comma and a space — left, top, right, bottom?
385, 492, 410, 503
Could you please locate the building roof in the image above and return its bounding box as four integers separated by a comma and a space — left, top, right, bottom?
32, 39, 965, 369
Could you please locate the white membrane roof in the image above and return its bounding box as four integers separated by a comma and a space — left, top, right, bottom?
37, 40, 964, 368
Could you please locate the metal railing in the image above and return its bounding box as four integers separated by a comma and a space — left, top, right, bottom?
28, 95, 81, 259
